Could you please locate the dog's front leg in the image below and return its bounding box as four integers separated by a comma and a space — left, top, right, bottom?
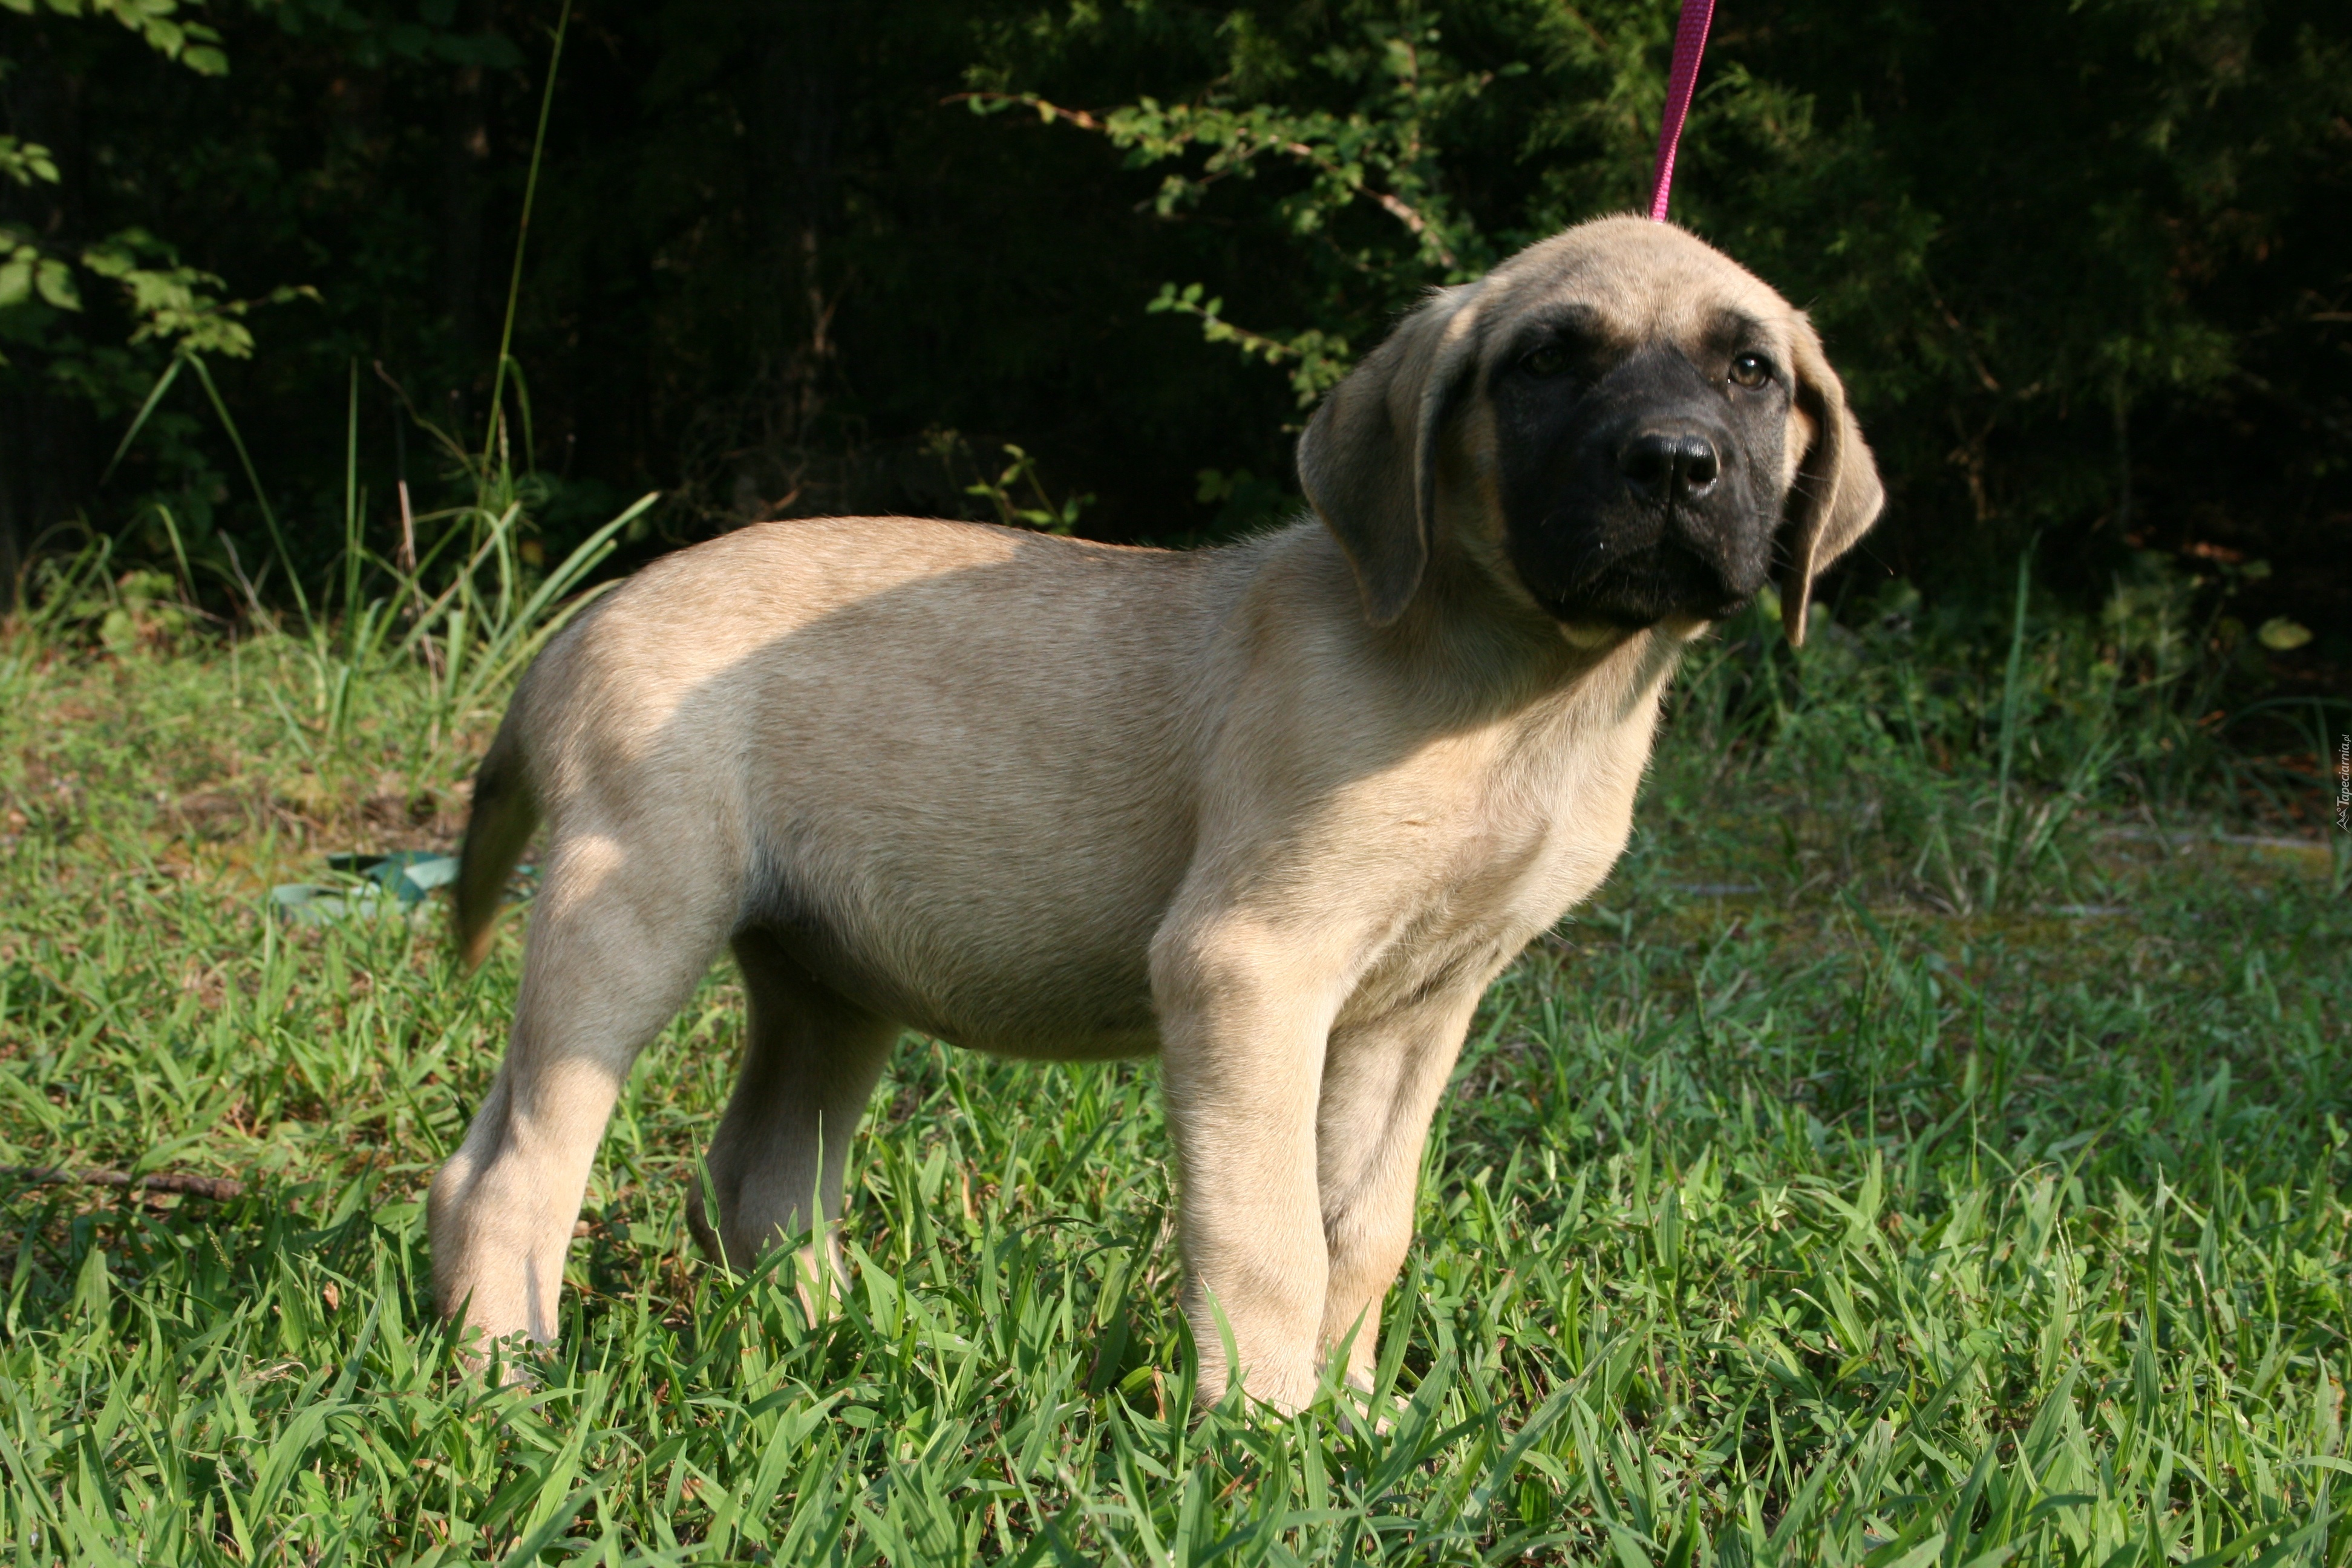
1151, 924, 1345, 1414
1314, 985, 1486, 1391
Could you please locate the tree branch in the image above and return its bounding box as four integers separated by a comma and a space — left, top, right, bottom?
948, 93, 1455, 268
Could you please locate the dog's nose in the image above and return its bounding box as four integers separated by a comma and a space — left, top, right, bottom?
1618, 430, 1720, 501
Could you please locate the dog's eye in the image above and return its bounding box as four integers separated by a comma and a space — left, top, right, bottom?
1520, 344, 1571, 379
1728, 351, 1774, 389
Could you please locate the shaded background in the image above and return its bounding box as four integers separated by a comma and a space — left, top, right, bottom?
1, 0, 2345, 660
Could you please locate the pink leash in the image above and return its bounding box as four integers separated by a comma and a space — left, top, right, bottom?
1647, 0, 1717, 221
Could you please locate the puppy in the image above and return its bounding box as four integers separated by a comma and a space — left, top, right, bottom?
428, 214, 1881, 1410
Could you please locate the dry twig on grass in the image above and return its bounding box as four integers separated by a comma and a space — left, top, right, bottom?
2, 1167, 245, 1201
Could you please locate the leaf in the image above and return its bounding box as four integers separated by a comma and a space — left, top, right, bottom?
35, 256, 82, 310
0, 135, 60, 186
71, 1246, 111, 1322
493, 1485, 593, 1567
2255, 617, 2311, 652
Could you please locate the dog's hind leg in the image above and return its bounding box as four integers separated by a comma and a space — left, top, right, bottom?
428, 826, 735, 1356
1313, 985, 1485, 1392
690, 926, 897, 1298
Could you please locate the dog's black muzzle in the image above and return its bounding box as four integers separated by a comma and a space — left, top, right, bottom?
1500, 345, 1782, 627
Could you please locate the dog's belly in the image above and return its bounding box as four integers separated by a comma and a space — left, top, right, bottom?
758, 920, 1166, 1062
740, 806, 1180, 1062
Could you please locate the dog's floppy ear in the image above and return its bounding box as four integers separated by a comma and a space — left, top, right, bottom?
1779, 316, 1884, 648
1296, 287, 1486, 626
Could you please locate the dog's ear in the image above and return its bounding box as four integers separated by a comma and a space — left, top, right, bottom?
1779, 316, 1884, 648
1296, 287, 1486, 626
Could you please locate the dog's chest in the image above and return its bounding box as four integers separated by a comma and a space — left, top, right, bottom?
1348, 706, 1653, 1016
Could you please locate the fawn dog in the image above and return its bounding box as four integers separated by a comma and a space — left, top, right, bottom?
429, 215, 1881, 1410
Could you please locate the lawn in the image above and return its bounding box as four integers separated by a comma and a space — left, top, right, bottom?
0, 606, 2345, 1565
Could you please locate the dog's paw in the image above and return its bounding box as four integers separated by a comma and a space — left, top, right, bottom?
448, 1321, 554, 1388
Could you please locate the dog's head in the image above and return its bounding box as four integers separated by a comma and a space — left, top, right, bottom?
1297, 215, 1882, 645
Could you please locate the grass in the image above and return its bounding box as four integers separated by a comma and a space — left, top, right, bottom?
0, 596, 2345, 1565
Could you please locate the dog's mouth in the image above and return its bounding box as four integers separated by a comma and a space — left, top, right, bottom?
1527, 521, 1765, 629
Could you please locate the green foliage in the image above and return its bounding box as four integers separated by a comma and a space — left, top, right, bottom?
0, 132, 58, 187
0, 231, 74, 311
1657, 549, 2349, 912
0, 0, 252, 371
0, 0, 2341, 650
1, 0, 224, 76
5, 0, 650, 787
1146, 282, 1354, 407
4, 532, 196, 662
77, 231, 313, 359
0, 623, 2343, 1561
0, 226, 312, 374
959, 441, 1094, 535
964, 8, 1509, 403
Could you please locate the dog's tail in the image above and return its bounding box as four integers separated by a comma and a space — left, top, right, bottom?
454, 704, 539, 970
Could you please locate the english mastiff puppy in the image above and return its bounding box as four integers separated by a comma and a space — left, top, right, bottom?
429, 214, 1881, 1410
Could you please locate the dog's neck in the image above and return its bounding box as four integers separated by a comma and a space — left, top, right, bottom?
1373, 523, 1694, 721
